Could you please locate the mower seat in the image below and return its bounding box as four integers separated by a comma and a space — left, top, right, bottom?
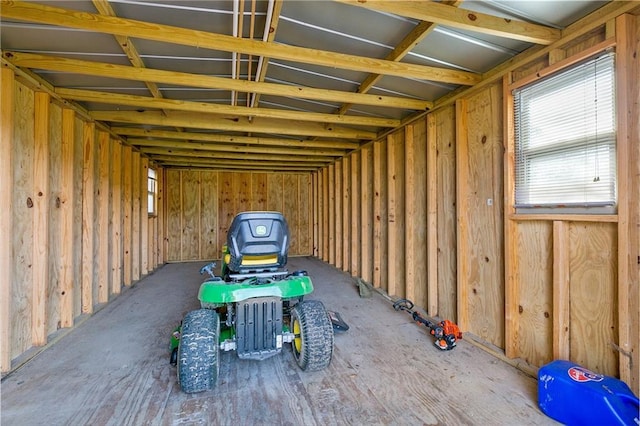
226, 211, 289, 274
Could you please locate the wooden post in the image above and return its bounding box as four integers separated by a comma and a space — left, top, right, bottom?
96, 131, 110, 304
404, 125, 416, 303
32, 92, 50, 346
615, 13, 638, 388
342, 156, 351, 272
81, 122, 95, 313
1, 67, 15, 372
387, 133, 404, 298
334, 160, 343, 269
312, 172, 318, 257
503, 74, 519, 358
322, 168, 329, 262
361, 145, 373, 284
60, 109, 75, 327
552, 221, 570, 360
328, 164, 335, 265
110, 140, 122, 295
350, 152, 360, 277
131, 152, 141, 281
373, 140, 387, 290
140, 158, 149, 276
122, 145, 132, 286
426, 114, 439, 315
455, 99, 469, 331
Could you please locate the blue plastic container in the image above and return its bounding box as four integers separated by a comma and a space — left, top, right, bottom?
538, 360, 639, 425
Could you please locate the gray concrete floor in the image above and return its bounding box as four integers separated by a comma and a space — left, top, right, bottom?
1, 257, 557, 425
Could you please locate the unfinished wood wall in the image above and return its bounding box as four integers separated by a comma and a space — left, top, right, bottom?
164, 170, 312, 261
0, 69, 162, 373
313, 13, 640, 392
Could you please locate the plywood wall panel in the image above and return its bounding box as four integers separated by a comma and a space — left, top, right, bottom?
328, 165, 335, 264
200, 171, 219, 260
405, 122, 428, 308
360, 146, 374, 284
219, 172, 235, 250
72, 116, 84, 320
166, 169, 182, 262
251, 173, 267, 211
334, 161, 343, 269
12, 81, 34, 357
59, 109, 76, 328
95, 131, 110, 303
516, 221, 553, 366
457, 84, 505, 346
234, 172, 252, 214
110, 141, 122, 295
0, 68, 14, 371
569, 222, 618, 377
341, 158, 351, 273
131, 152, 141, 281
299, 174, 312, 255
434, 106, 457, 321
182, 170, 201, 261
121, 146, 133, 285
350, 153, 361, 277
387, 131, 405, 298
165, 171, 314, 261
47, 101, 62, 337
140, 159, 149, 276
284, 174, 299, 255
373, 140, 388, 291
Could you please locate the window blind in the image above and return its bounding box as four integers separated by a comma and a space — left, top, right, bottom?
514, 51, 616, 211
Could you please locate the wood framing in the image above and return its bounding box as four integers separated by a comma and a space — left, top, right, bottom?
1, 67, 14, 372
59, 108, 75, 327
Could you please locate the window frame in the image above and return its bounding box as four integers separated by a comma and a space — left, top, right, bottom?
147, 167, 158, 217
505, 41, 619, 219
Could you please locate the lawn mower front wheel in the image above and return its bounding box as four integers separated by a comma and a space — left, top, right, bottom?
177, 309, 220, 393
291, 300, 334, 372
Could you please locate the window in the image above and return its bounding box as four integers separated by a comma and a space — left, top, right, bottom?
148, 168, 157, 216
513, 51, 616, 213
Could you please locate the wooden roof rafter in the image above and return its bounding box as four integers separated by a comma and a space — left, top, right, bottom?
0, 1, 481, 86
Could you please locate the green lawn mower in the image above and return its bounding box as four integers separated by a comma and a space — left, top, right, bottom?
170, 211, 335, 393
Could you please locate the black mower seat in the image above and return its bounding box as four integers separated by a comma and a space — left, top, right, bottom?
226, 211, 289, 273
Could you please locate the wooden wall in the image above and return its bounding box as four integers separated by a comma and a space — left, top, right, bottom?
0, 69, 162, 373
164, 170, 312, 261
313, 13, 640, 392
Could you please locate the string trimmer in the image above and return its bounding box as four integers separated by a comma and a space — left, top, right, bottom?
393, 299, 462, 351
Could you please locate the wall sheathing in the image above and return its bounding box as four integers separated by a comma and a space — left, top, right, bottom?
163, 170, 312, 261
0, 72, 161, 373
313, 13, 640, 392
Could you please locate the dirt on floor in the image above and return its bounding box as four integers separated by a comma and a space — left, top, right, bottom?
1, 257, 557, 425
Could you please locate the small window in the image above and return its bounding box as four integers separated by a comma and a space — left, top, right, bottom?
148, 168, 157, 216
513, 51, 616, 213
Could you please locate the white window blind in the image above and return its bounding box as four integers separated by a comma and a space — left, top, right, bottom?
514, 51, 616, 212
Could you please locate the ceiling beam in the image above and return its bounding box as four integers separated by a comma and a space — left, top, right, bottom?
4, 52, 432, 111
128, 138, 346, 157
0, 1, 480, 85
335, 0, 561, 45
111, 127, 360, 150
139, 147, 332, 163
56, 88, 400, 128
91, 110, 377, 140
153, 157, 321, 171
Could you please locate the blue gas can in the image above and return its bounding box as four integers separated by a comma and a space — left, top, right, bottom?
538, 360, 639, 425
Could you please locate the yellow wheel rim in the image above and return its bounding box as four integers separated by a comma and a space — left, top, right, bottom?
293, 318, 302, 353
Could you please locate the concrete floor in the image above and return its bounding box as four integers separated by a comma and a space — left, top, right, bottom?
1, 257, 557, 425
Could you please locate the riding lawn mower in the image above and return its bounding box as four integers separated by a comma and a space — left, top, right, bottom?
170, 211, 335, 393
